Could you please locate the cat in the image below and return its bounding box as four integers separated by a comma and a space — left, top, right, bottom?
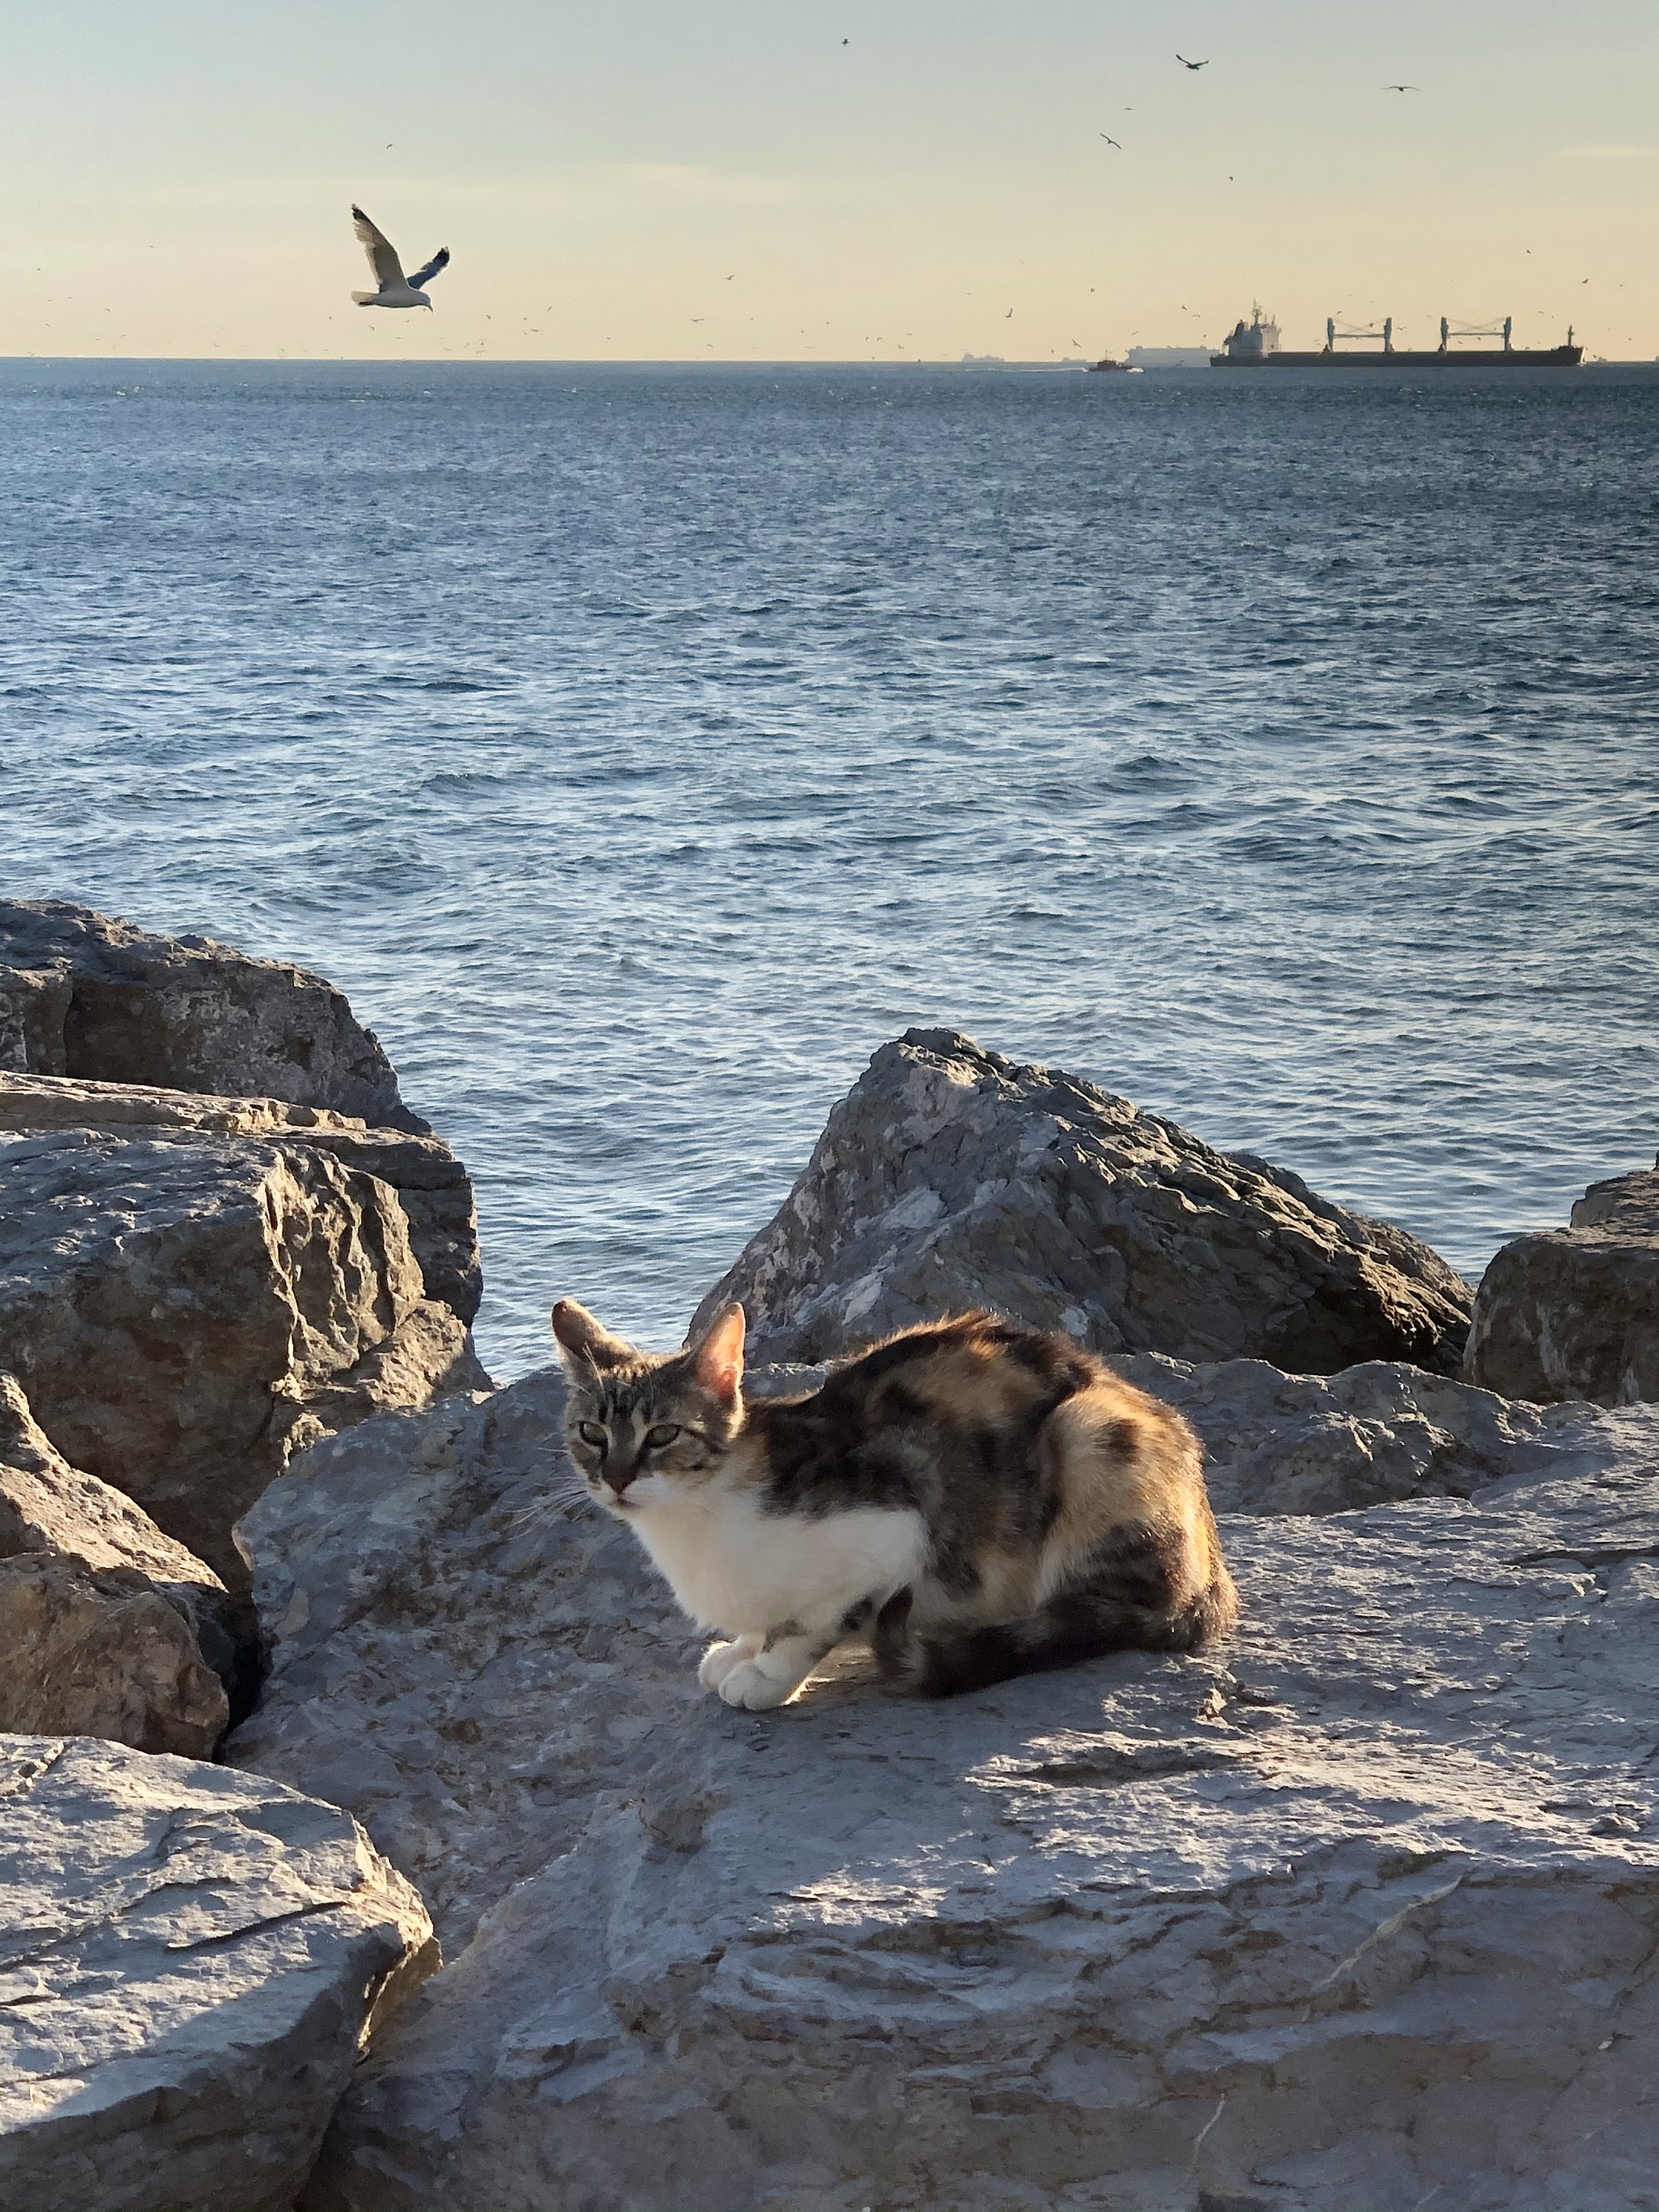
551, 1296, 1238, 1710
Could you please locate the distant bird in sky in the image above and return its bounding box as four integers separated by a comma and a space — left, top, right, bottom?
1176, 54, 1209, 70
1005, 308, 1013, 318
1382, 83, 1418, 92
351, 207, 449, 309
1100, 134, 1122, 147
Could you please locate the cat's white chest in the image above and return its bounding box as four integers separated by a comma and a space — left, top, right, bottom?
625, 1485, 926, 1635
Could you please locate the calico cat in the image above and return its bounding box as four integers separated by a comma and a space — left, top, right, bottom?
551, 1298, 1238, 1709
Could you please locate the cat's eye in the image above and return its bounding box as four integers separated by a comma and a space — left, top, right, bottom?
577, 1421, 608, 1449
644, 1423, 681, 1449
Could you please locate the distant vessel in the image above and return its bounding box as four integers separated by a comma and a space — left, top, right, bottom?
1128, 346, 1211, 369
1085, 356, 1132, 373
1213, 305, 1582, 369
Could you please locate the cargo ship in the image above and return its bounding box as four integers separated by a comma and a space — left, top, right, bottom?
1213, 306, 1582, 369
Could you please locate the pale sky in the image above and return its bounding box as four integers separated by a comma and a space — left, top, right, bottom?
3, 0, 1656, 361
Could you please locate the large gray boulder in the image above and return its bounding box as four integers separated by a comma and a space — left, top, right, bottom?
1466, 1166, 1659, 1406
1111, 1351, 1620, 1515
0, 898, 424, 1132
0, 1736, 437, 2212
0, 1373, 255, 1755
692, 1030, 1474, 1375
230, 1366, 1659, 2210
0, 1120, 488, 1584
0, 1072, 482, 1325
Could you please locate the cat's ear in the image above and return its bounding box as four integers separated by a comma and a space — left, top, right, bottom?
551, 1299, 636, 1375
689, 1302, 746, 1405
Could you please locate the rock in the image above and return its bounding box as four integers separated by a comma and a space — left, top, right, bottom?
1572, 1167, 1659, 1238
0, 1372, 257, 1754
0, 898, 424, 1132
232, 1366, 1659, 2210
0, 965, 71, 1075
0, 1736, 437, 2212
1465, 1165, 1659, 1406
692, 1030, 1473, 1375
0, 1122, 488, 1585
228, 1371, 679, 1951
1109, 1353, 1627, 1515
0, 1072, 482, 1325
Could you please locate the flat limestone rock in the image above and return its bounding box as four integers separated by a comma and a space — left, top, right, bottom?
692, 1029, 1473, 1375
1111, 1352, 1631, 1515
1466, 1165, 1659, 1406
0, 897, 424, 1131
232, 1367, 1659, 2210
0, 1072, 482, 1324
0, 1373, 256, 1755
0, 1737, 437, 2212
0, 1123, 488, 1584
229, 1372, 687, 1950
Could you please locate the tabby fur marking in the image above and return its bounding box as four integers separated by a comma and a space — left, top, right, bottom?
551, 1298, 1238, 1710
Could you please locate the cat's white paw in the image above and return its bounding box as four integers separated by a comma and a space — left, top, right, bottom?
716, 1658, 794, 1711
698, 1639, 750, 1690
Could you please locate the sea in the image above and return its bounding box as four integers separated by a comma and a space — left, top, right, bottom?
4, 359, 1657, 1380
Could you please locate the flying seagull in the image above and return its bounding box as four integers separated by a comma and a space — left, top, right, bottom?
1100, 134, 1122, 147
1176, 53, 1209, 70
351, 206, 450, 309
1382, 83, 1418, 92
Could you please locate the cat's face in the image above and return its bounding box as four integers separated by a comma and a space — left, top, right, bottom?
551, 1298, 747, 1515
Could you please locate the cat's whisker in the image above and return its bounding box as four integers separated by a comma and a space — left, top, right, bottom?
508, 1479, 596, 1529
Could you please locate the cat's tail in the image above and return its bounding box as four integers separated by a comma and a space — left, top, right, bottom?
874, 1519, 1239, 1699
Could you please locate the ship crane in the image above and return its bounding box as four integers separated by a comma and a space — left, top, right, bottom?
1325, 316, 1396, 353
1439, 315, 1514, 352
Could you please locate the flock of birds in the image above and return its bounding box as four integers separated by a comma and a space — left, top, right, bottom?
1098, 51, 1418, 155
348, 53, 1431, 327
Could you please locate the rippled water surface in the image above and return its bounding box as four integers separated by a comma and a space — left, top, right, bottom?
4, 359, 1657, 1377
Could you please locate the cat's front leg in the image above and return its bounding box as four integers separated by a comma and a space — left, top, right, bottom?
714, 1625, 836, 1711
698, 1634, 761, 1691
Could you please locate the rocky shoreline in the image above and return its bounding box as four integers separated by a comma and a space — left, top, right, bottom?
2, 901, 1657, 2212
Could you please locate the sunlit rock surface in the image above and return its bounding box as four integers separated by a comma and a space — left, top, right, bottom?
0, 1737, 436, 2212
0, 1373, 255, 1755
693, 1030, 1474, 1376
1467, 1165, 1659, 1407
0, 897, 423, 1131
232, 1363, 1659, 2212
0, 1119, 487, 1584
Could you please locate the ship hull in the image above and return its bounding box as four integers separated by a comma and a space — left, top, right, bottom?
1212, 347, 1583, 369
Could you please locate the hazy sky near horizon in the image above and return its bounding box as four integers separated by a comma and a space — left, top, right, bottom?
4, 0, 1656, 362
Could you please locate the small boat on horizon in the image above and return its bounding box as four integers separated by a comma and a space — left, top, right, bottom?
1085, 356, 1141, 374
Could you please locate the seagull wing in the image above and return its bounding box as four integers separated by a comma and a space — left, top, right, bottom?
352, 206, 405, 291
407, 247, 451, 289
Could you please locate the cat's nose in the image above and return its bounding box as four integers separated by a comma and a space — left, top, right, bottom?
603, 1463, 639, 1497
